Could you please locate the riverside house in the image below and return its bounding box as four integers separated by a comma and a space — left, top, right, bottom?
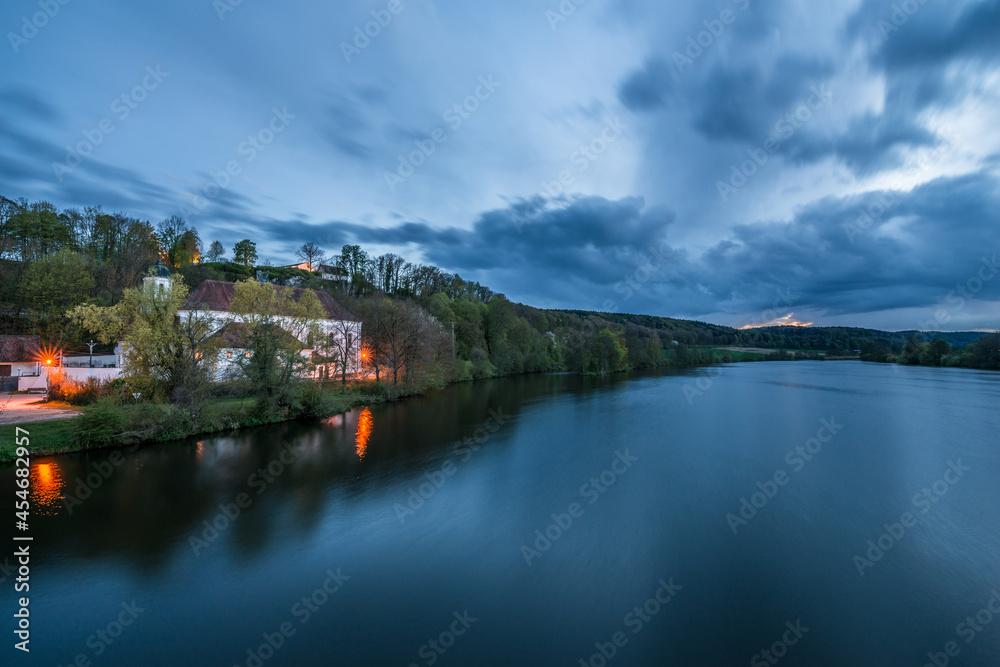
168, 269, 362, 380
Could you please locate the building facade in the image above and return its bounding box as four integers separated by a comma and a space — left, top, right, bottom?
175, 277, 362, 380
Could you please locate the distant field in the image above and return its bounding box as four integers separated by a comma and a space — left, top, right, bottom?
713, 346, 836, 355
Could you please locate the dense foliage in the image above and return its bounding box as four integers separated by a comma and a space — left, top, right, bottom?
2, 194, 995, 394
861, 333, 1000, 370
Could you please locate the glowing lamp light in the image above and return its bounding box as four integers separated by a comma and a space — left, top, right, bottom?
35, 343, 64, 368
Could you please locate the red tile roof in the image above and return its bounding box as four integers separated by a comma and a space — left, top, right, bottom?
182, 280, 359, 322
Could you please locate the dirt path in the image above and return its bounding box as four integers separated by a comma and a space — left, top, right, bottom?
0, 393, 81, 424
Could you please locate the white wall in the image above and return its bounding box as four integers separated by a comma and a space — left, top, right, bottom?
2, 361, 39, 377
175, 310, 363, 374
17, 366, 121, 391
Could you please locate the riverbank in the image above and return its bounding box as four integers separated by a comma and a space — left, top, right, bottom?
0, 351, 846, 463
0, 388, 381, 463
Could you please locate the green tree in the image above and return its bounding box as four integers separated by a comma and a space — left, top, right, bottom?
11, 200, 74, 260
919, 338, 950, 366
901, 334, 924, 365
69, 273, 220, 418
174, 229, 202, 266
970, 333, 1000, 370
593, 328, 628, 374
647, 331, 663, 366
336, 244, 370, 293
229, 279, 324, 414
22, 250, 95, 340
157, 216, 201, 267
232, 239, 258, 267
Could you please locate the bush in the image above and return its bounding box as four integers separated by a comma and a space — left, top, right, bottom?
76, 398, 195, 446
46, 371, 118, 406
351, 379, 389, 397
76, 397, 129, 446
135, 403, 192, 441
300, 387, 338, 419
469, 347, 496, 379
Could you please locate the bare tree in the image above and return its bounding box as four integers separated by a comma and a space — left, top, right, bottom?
321, 318, 359, 391
296, 242, 326, 271
357, 296, 391, 382
379, 301, 408, 385
204, 240, 225, 262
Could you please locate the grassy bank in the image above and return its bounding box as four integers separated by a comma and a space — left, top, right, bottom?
0, 352, 817, 463
0, 419, 79, 461
0, 388, 379, 463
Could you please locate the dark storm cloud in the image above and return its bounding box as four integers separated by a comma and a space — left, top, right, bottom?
783, 112, 938, 174
683, 172, 1000, 317
848, 0, 1000, 70
3, 0, 998, 329
618, 58, 674, 111
619, 0, 999, 186
262, 173, 999, 321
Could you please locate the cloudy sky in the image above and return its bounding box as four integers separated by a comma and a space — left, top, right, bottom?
2, 0, 999, 330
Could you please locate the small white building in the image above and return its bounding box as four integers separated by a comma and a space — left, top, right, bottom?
0, 335, 40, 390
318, 264, 350, 283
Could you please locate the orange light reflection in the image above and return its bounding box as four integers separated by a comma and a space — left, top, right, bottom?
355, 408, 373, 461
30, 462, 64, 516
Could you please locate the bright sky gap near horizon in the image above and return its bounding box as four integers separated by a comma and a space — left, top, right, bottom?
2, 0, 998, 331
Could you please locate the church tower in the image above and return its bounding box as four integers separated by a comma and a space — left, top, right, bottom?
145, 259, 172, 291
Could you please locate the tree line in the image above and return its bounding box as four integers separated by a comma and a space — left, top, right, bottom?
3, 193, 994, 391
861, 333, 1000, 370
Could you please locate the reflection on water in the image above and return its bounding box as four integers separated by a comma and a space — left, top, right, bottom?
355, 407, 372, 461
5, 363, 1000, 667
30, 461, 63, 516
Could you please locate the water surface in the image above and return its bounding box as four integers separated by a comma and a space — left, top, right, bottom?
3, 361, 1000, 666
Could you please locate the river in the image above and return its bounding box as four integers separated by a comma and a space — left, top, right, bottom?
3, 361, 1000, 666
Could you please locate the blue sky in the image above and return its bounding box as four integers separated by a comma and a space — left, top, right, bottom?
2, 0, 999, 330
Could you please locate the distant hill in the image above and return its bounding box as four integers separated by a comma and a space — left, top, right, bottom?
546, 310, 991, 352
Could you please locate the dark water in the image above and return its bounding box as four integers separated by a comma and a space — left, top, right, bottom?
3, 361, 1000, 666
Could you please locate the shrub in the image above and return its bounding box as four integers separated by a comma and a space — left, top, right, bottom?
300, 387, 337, 419
469, 347, 496, 379
351, 379, 389, 398
76, 397, 128, 446
47, 371, 119, 406
76, 398, 197, 446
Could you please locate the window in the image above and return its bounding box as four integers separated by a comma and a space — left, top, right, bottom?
226, 351, 233, 359
0, 364, 10, 377
244, 351, 251, 358
347, 332, 353, 348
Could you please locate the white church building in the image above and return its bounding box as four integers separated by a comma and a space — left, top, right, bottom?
145, 261, 362, 380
